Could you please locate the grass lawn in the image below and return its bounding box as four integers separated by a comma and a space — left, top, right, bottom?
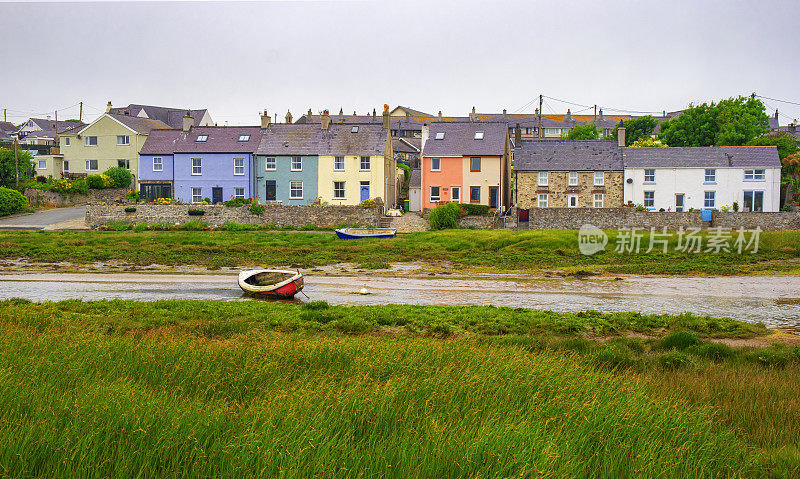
1, 299, 799, 477
1, 229, 799, 275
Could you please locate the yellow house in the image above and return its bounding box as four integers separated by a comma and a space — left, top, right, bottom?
315, 119, 395, 207
59, 113, 169, 184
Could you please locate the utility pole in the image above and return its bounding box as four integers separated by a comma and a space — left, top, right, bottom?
54, 109, 58, 149
3, 108, 5, 122
14, 137, 19, 188
594, 105, 597, 123
538, 94, 543, 139
79, 102, 83, 123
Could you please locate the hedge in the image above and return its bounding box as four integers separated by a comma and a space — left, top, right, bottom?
0, 187, 26, 216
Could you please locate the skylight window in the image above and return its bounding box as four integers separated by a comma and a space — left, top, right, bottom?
474, 131, 484, 140
351, 126, 359, 133
238, 134, 250, 142
434, 132, 445, 140
196, 135, 208, 142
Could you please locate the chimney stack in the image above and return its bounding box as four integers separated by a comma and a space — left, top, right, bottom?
382, 104, 390, 129
106, 101, 112, 113
182, 111, 194, 132
775, 109, 779, 120
617, 121, 626, 147
307, 108, 312, 117
321, 109, 331, 130
285, 110, 293, 124
514, 123, 521, 146
438, 110, 442, 120
469, 106, 476, 121
260, 110, 271, 128
789, 121, 796, 134
598, 108, 604, 120
372, 108, 377, 119
339, 107, 343, 116
535, 108, 539, 115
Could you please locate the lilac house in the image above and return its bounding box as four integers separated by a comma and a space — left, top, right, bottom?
139, 117, 263, 203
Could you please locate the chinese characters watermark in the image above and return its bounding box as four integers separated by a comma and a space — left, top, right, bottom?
579, 226, 761, 255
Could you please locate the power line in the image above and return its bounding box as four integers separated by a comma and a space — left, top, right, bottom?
755, 94, 800, 107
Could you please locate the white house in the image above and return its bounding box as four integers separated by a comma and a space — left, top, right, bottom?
622, 146, 782, 212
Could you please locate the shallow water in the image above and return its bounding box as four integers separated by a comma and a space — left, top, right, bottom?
0, 273, 799, 332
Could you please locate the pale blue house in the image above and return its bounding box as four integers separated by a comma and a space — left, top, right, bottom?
254, 124, 322, 204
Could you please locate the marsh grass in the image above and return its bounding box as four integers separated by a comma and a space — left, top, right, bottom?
1, 229, 800, 274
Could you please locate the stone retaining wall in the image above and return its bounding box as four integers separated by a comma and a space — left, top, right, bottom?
457, 215, 500, 229
85, 203, 382, 229
713, 211, 800, 230
25, 187, 131, 207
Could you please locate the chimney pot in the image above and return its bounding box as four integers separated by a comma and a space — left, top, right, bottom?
382, 103, 390, 129
372, 108, 377, 119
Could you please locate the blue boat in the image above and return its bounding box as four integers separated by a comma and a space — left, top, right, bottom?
335, 228, 397, 239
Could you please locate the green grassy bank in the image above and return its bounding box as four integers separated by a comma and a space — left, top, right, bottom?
1, 229, 800, 275
1, 300, 800, 477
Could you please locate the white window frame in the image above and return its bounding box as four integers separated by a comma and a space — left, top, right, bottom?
153, 157, 163, 172
644, 191, 655, 208
744, 169, 765, 181
704, 191, 716, 208
289, 180, 303, 199
238, 134, 250, 142
116, 135, 130, 146
644, 169, 655, 183
191, 187, 203, 203
704, 169, 716, 183
593, 193, 604, 208
594, 171, 604, 186
568, 172, 578, 186
333, 181, 346, 199
431, 158, 441, 172
291, 156, 302, 172
195, 135, 208, 143
233, 158, 245, 176
537, 193, 548, 208
360, 156, 371, 171
84, 136, 97, 147
85, 159, 98, 171
62, 137, 70, 147
538, 172, 548, 186
451, 186, 461, 202
234, 187, 245, 198
38, 159, 47, 170
265, 157, 276, 171
568, 194, 579, 207
192, 158, 202, 176
743, 190, 764, 212
334, 156, 345, 171
430, 186, 441, 202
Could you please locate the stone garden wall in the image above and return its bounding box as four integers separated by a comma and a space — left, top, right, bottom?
25, 187, 131, 207
712, 211, 800, 230
85, 203, 382, 229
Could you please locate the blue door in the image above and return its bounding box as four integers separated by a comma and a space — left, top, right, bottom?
360, 182, 370, 201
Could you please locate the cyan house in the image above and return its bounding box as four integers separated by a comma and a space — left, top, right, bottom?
138, 116, 262, 203
254, 122, 320, 205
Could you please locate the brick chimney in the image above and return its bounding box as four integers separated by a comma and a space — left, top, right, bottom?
382, 104, 390, 129
469, 106, 476, 121
105, 101, 112, 113
321, 109, 331, 130
617, 121, 626, 147
598, 108, 604, 121
438, 110, 442, 120
339, 107, 343, 116
565, 109, 572, 121
182, 111, 194, 132
260, 110, 271, 128
285, 110, 293, 124
307, 108, 312, 117
372, 108, 376, 120
514, 123, 521, 146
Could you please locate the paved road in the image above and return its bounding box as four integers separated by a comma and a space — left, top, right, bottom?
0, 206, 86, 229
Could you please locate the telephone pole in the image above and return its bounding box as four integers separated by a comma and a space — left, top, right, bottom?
537, 94, 543, 139
594, 105, 597, 122
2, 108, 5, 122
14, 137, 19, 188
79, 102, 83, 123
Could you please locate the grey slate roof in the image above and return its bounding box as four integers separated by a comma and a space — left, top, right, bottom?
422, 121, 507, 157
0, 130, 12, 141
20, 118, 86, 139
514, 140, 623, 172
108, 104, 210, 129
409, 168, 421, 188
257, 123, 388, 156
0, 121, 16, 133
392, 138, 420, 154
109, 114, 171, 134
140, 126, 263, 154
622, 146, 782, 168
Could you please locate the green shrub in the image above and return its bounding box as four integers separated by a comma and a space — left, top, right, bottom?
125, 190, 141, 202
86, 174, 114, 189
690, 342, 735, 362
658, 350, 692, 370
428, 202, 464, 230
223, 197, 252, 207
591, 345, 640, 370
249, 203, 264, 215
659, 331, 701, 350
459, 203, 491, 216
103, 167, 132, 188
103, 221, 133, 231
0, 187, 26, 216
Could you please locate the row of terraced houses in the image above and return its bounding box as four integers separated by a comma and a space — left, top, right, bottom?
9, 102, 787, 212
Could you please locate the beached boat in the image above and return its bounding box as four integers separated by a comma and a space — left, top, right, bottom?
238, 269, 304, 298
335, 228, 397, 239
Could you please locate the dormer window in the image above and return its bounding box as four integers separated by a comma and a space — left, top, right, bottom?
351, 126, 359, 133
474, 131, 484, 140
435, 132, 445, 140
196, 135, 208, 142
238, 134, 250, 142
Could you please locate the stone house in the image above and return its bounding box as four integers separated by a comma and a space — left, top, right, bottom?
514, 139, 624, 209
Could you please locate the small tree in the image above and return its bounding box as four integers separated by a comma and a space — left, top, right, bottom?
0, 187, 26, 216
746, 131, 799, 160
103, 166, 132, 188
566, 123, 599, 140
0, 148, 34, 188
612, 116, 658, 146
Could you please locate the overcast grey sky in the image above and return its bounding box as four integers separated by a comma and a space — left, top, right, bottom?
2, 0, 799, 125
